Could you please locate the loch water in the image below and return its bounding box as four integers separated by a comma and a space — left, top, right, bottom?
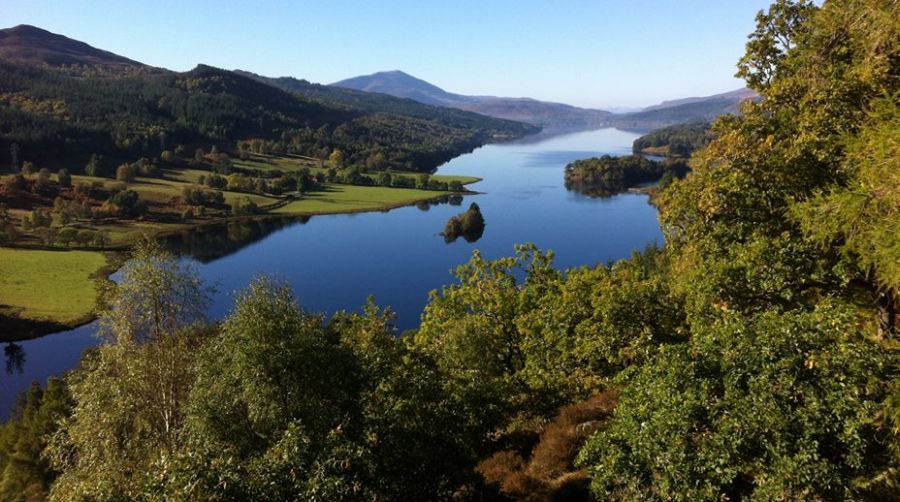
2, 127, 663, 418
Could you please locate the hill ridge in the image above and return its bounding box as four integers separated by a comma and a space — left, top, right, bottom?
332, 70, 612, 130
0, 24, 144, 68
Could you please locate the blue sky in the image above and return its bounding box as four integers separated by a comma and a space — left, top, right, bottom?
1, 0, 774, 108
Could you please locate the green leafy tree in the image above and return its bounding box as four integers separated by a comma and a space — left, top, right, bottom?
103, 189, 143, 217
792, 98, 900, 337
187, 278, 359, 457
329, 148, 345, 169
0, 379, 71, 502
46, 241, 213, 501
98, 239, 211, 344
84, 154, 107, 178
659, 0, 899, 321
735, 0, 816, 91
579, 307, 898, 500
415, 245, 571, 429
56, 169, 71, 188
115, 163, 137, 183
580, 2, 900, 500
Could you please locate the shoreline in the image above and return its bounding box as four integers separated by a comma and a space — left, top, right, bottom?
0, 184, 480, 343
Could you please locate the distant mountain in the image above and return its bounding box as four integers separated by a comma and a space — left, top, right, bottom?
642, 88, 758, 112
332, 70, 613, 131
611, 88, 759, 131
0, 24, 144, 68
234, 70, 535, 136
332, 70, 463, 107
452, 98, 613, 132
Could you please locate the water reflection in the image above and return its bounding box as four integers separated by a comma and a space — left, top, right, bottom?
161, 195, 470, 263
1, 128, 662, 420
443, 225, 485, 244
4, 342, 25, 375
416, 194, 466, 212
161, 216, 304, 263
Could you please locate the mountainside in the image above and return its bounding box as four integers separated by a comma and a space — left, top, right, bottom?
611, 89, 759, 130
642, 88, 757, 112
332, 70, 751, 132
234, 70, 535, 134
332, 70, 463, 107
332, 70, 612, 131
0, 27, 536, 172
453, 97, 613, 132
0, 24, 144, 68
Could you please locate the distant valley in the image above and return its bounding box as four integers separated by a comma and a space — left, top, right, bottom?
333, 70, 614, 131
333, 70, 757, 131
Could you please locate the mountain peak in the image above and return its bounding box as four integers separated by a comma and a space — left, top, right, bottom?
4, 24, 52, 35
331, 70, 454, 106
0, 24, 144, 68
331, 70, 616, 130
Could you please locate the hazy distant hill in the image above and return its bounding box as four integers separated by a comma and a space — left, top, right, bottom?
332, 70, 613, 131
612, 89, 759, 130
332, 70, 463, 107
642, 88, 757, 112
0, 24, 144, 68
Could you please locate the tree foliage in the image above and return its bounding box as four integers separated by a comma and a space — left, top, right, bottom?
565, 155, 689, 197
0, 63, 533, 173
632, 121, 712, 157
442, 202, 486, 243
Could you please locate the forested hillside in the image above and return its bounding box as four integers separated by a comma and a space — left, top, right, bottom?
332, 70, 614, 130
0, 24, 143, 68
235, 70, 537, 137
0, 27, 536, 173
564, 155, 690, 196
631, 121, 712, 157
1, 0, 899, 500
610, 96, 749, 130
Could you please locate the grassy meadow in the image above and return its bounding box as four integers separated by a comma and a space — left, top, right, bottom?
1, 153, 479, 337
0, 248, 108, 333
274, 184, 455, 214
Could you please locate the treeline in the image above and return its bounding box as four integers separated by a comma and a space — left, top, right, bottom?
631, 121, 711, 157
563, 155, 689, 196
0, 63, 534, 173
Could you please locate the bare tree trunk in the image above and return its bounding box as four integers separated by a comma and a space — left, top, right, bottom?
876, 288, 896, 339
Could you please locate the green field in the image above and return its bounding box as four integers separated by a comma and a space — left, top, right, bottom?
233, 154, 317, 174
71, 173, 279, 207
234, 153, 481, 186
274, 184, 449, 214
0, 248, 108, 326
